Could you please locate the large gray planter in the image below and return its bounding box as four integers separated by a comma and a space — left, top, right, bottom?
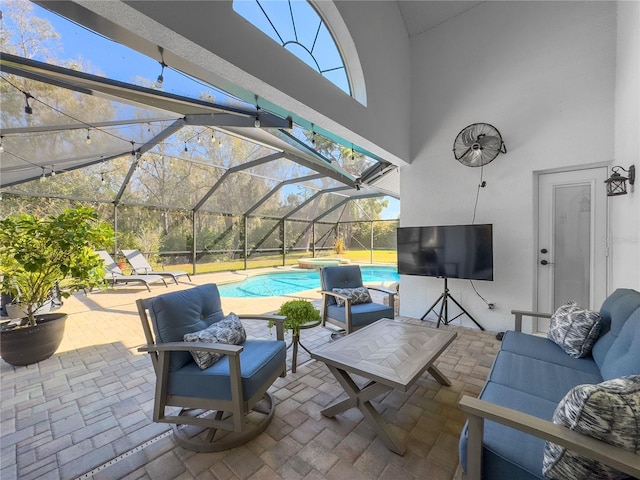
0, 313, 67, 366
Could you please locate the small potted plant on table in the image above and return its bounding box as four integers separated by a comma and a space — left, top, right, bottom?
275, 299, 321, 373
0, 206, 114, 366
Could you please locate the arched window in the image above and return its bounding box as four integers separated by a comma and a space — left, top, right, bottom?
233, 0, 351, 96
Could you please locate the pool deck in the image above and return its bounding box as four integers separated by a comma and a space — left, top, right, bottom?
1, 266, 499, 480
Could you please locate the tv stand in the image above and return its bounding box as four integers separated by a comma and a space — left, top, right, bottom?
421, 278, 485, 330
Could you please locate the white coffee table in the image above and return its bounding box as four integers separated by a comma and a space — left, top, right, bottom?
311, 318, 457, 455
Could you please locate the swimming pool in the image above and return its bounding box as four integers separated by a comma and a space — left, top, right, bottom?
217, 266, 399, 298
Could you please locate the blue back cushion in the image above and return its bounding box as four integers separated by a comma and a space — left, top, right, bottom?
148, 284, 225, 371
321, 266, 364, 306
592, 289, 640, 369
600, 309, 640, 380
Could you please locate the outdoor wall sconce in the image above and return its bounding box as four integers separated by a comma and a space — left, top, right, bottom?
604, 165, 635, 196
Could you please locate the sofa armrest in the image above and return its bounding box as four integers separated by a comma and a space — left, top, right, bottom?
511, 309, 552, 332
459, 395, 640, 480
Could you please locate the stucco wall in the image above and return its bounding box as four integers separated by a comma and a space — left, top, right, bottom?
612, 0, 640, 291
401, 1, 618, 332
119, 0, 412, 165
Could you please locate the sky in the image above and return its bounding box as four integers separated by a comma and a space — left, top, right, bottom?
23, 2, 400, 219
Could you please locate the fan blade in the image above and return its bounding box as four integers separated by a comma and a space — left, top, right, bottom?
461, 127, 478, 146
478, 135, 501, 151
455, 146, 472, 161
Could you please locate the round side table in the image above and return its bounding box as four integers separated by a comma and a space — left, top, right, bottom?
290, 319, 321, 373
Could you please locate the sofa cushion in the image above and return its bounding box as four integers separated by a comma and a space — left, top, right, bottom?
332, 286, 372, 306
183, 313, 246, 369
147, 284, 225, 371
600, 309, 640, 380
542, 375, 640, 480
459, 381, 557, 478
547, 302, 602, 358
488, 350, 603, 403
592, 289, 640, 369
500, 331, 602, 375
167, 339, 286, 402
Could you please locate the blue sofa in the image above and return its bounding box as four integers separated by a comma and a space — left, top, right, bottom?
459, 288, 640, 480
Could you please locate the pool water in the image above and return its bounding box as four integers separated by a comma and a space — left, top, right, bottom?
217, 267, 399, 298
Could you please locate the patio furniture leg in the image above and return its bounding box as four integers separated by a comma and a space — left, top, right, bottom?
427, 364, 451, 386
321, 365, 405, 455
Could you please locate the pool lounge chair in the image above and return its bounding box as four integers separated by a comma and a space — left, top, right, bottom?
121, 249, 191, 284
96, 250, 168, 292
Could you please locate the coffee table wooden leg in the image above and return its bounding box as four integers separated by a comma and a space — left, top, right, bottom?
321, 366, 405, 455
427, 364, 451, 386
359, 399, 406, 455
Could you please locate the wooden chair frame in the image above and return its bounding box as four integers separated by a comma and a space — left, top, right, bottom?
137, 298, 286, 451
320, 286, 397, 334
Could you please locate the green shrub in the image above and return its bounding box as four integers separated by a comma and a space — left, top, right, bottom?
275, 299, 321, 333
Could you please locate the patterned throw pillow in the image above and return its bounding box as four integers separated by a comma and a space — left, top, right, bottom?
542, 375, 640, 480
183, 312, 246, 369
332, 286, 372, 307
547, 301, 602, 358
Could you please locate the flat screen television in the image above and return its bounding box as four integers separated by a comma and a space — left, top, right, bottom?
397, 224, 493, 281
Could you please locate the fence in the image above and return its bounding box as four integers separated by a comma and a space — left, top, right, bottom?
1, 194, 398, 274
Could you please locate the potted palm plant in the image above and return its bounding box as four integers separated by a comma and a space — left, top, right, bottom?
0, 206, 114, 366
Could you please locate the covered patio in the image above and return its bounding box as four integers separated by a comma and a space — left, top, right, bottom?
1, 272, 499, 480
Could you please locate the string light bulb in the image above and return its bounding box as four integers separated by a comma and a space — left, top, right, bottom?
156, 61, 166, 88
50, 165, 56, 177
40, 166, 46, 182
85, 129, 91, 145
24, 92, 33, 115
0, 136, 4, 153
130, 141, 136, 157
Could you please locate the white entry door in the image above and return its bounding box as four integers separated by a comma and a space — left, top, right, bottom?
536, 167, 608, 333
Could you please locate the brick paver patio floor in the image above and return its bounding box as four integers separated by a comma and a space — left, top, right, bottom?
1, 270, 500, 480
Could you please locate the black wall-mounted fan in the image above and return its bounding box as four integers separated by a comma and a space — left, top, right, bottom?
453, 123, 507, 167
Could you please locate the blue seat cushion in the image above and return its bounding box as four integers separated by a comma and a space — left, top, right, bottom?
600, 309, 640, 380
167, 340, 286, 402
487, 351, 602, 403
327, 302, 394, 328
592, 289, 640, 369
148, 284, 225, 371
501, 331, 602, 374
459, 382, 557, 479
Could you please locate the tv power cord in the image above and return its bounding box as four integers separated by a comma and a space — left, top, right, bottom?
469, 166, 502, 340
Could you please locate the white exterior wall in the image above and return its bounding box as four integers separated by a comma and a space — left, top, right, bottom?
101, 0, 412, 165
401, 1, 618, 332
612, 0, 640, 291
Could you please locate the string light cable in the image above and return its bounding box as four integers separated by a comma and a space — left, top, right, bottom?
1, 76, 140, 146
